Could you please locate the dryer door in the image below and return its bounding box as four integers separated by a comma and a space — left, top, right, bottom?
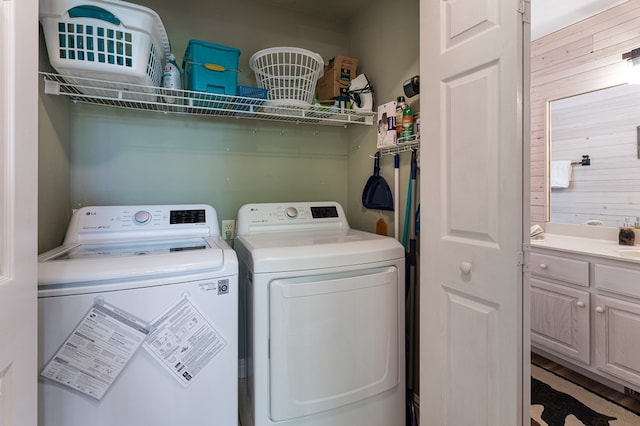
269, 266, 399, 421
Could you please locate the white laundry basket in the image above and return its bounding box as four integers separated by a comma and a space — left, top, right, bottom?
39, 0, 170, 101
249, 47, 323, 107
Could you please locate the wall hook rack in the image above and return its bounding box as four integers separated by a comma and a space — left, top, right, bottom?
378, 138, 420, 156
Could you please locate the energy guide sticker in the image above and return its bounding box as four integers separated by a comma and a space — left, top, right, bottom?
144, 296, 228, 386
40, 301, 150, 400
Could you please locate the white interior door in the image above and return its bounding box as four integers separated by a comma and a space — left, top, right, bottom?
0, 0, 39, 425
420, 0, 528, 424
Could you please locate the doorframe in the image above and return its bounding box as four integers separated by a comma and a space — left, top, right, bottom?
521, 0, 533, 424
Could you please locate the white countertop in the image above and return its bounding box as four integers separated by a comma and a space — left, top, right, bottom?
531, 232, 640, 264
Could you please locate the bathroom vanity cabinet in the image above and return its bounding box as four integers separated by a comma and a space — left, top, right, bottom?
530, 240, 640, 392
530, 251, 590, 364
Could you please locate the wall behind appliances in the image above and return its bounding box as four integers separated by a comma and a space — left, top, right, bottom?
38, 0, 356, 252
70, 106, 349, 223
38, 29, 71, 253
345, 0, 420, 235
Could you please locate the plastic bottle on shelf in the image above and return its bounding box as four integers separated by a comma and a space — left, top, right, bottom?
401, 103, 414, 139
162, 53, 182, 104
395, 96, 407, 137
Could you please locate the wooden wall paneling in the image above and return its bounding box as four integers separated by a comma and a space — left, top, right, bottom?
530, 36, 594, 73
530, 0, 640, 225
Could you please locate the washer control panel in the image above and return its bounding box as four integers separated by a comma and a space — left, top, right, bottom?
64, 204, 217, 243
236, 202, 348, 235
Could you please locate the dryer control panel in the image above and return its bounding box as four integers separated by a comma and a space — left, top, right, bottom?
236, 202, 349, 235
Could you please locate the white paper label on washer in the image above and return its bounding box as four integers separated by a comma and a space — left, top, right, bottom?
40, 301, 150, 400
143, 296, 227, 386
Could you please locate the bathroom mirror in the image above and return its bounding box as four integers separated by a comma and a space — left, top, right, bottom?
549, 83, 640, 227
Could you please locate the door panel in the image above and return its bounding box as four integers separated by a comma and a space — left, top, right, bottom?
446, 63, 499, 241
269, 267, 398, 421
446, 0, 499, 45
420, 0, 526, 424
0, 0, 39, 425
445, 290, 498, 425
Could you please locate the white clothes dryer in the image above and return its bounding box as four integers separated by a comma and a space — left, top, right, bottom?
38, 204, 238, 426
235, 201, 405, 426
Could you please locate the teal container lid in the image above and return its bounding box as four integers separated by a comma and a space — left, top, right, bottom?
185, 39, 241, 55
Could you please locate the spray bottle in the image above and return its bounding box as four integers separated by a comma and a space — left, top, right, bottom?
402, 103, 414, 139
162, 53, 182, 104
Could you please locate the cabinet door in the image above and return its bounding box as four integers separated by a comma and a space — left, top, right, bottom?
594, 295, 640, 387
531, 278, 590, 364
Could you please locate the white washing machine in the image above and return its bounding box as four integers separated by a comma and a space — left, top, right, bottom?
38, 204, 238, 426
235, 201, 405, 426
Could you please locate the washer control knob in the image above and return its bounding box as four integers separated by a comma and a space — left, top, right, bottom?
285, 207, 298, 218
133, 210, 151, 225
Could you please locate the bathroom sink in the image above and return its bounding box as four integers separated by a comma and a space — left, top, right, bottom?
615, 248, 640, 258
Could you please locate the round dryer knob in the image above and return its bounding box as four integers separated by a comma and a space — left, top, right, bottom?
285, 207, 298, 218
133, 210, 151, 225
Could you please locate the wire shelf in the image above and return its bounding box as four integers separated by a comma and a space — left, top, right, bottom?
379, 136, 420, 156
40, 72, 375, 126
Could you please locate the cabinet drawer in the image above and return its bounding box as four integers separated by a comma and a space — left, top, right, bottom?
594, 263, 640, 299
530, 252, 589, 287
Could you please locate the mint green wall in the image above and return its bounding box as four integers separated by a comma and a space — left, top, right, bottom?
39, 28, 71, 252
37, 0, 419, 252
70, 105, 349, 223
346, 0, 420, 235
37, 0, 354, 253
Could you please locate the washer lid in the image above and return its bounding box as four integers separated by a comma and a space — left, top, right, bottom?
38, 236, 226, 285
235, 229, 404, 273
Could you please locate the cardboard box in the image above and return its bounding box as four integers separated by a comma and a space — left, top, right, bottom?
377, 100, 397, 148
315, 56, 358, 101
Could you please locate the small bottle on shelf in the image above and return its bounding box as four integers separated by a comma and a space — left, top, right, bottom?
401, 103, 414, 140
162, 53, 182, 104
395, 96, 407, 137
